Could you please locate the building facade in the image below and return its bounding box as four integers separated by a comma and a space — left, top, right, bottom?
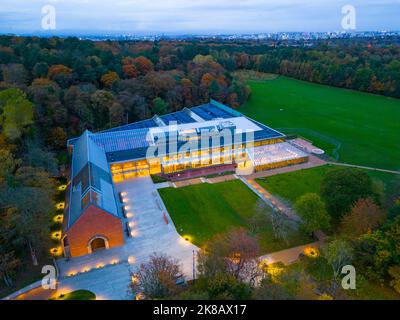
63, 100, 308, 258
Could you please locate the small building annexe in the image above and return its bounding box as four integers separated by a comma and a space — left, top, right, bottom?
62, 100, 308, 258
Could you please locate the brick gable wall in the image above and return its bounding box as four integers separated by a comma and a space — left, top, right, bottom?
63, 205, 124, 257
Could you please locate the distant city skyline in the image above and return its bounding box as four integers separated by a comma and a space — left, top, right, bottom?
0, 0, 399, 35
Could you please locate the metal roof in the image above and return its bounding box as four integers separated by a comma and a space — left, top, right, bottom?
65, 130, 119, 232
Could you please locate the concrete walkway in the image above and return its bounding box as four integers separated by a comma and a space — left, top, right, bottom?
52, 176, 198, 300
241, 177, 298, 220
327, 162, 400, 175
260, 241, 320, 265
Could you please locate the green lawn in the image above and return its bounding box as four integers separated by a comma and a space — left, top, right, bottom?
238, 76, 400, 171
159, 180, 312, 253
256, 165, 400, 206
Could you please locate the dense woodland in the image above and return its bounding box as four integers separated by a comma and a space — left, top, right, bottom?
0, 35, 399, 296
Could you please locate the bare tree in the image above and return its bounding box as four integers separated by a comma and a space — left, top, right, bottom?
198, 228, 262, 286
129, 253, 183, 300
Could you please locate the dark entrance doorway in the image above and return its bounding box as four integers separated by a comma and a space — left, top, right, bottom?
90, 237, 107, 252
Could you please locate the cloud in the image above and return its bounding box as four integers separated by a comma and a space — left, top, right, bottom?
0, 0, 399, 34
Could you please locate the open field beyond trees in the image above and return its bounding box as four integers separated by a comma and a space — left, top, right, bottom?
238, 76, 400, 171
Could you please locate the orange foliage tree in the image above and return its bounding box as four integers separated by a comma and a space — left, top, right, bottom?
340, 198, 386, 239
101, 71, 120, 88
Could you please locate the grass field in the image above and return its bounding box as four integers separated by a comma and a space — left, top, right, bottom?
256, 164, 400, 206
159, 180, 312, 253
238, 76, 400, 170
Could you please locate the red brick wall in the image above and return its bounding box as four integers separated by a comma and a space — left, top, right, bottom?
64, 205, 124, 258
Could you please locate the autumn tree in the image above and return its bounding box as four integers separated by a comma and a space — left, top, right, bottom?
197, 228, 262, 286
48, 127, 67, 150
129, 253, 183, 300
101, 71, 119, 88
133, 56, 154, 76
340, 198, 386, 240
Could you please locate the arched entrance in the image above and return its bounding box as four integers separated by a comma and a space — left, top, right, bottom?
88, 236, 109, 254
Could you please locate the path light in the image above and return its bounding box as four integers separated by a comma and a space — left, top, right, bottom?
68, 271, 77, 277
56, 202, 65, 210
304, 247, 319, 258
131, 274, 139, 284
50, 246, 62, 256
53, 214, 63, 223
128, 256, 136, 264
96, 263, 105, 269
179, 235, 193, 246
126, 213, 133, 218
51, 231, 62, 240
135, 292, 145, 300
130, 230, 138, 237
128, 221, 136, 228
110, 259, 119, 265
82, 267, 91, 273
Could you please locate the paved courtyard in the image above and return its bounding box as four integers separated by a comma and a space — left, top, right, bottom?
56, 176, 198, 300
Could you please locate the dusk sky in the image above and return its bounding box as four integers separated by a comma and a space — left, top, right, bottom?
0, 0, 399, 35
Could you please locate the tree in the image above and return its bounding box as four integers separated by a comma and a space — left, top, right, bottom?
48, 127, 67, 150
0, 88, 33, 141
1, 187, 53, 266
295, 193, 330, 235
388, 266, 400, 294
253, 199, 298, 245
322, 239, 353, 297
0, 252, 20, 287
340, 198, 386, 240
320, 168, 376, 221
152, 97, 168, 115
129, 253, 183, 300
133, 56, 154, 76
0, 149, 19, 186
197, 228, 261, 286
101, 71, 119, 88
354, 217, 400, 283
91, 90, 115, 128
47, 64, 72, 80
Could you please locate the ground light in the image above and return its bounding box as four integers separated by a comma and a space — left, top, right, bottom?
56, 202, 65, 210
179, 235, 193, 246
131, 274, 139, 284
53, 214, 63, 223
50, 246, 62, 257
128, 256, 136, 264
304, 247, 319, 258
51, 231, 62, 240
135, 292, 145, 300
